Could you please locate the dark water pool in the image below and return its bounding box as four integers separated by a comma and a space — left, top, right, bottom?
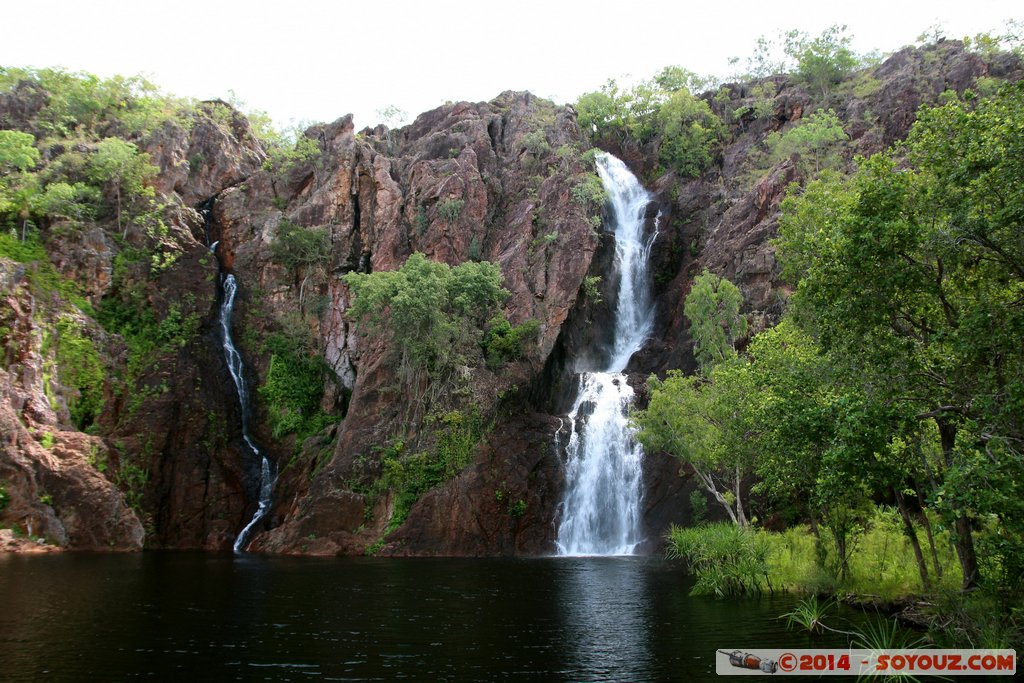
0, 553, 871, 681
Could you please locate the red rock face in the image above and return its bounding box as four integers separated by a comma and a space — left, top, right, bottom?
4, 41, 1015, 555
0, 262, 143, 551
220, 92, 608, 555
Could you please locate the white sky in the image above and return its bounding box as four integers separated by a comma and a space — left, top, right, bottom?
1, 1, 1019, 130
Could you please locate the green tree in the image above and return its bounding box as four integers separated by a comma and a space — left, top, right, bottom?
635, 355, 762, 527
575, 74, 723, 176
684, 269, 747, 372
0, 130, 42, 239
784, 25, 860, 100
87, 138, 158, 237
776, 82, 1024, 590
37, 182, 101, 221
343, 253, 509, 413
656, 90, 724, 177
0, 130, 40, 172
270, 220, 332, 305
765, 108, 848, 174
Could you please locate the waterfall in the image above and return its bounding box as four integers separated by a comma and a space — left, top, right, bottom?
219, 273, 276, 553
556, 152, 656, 556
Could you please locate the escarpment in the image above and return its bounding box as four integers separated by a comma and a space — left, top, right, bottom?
1, 39, 1018, 554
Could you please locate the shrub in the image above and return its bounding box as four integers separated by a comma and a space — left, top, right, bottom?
765, 108, 848, 174
570, 173, 607, 208
656, 90, 724, 177
259, 330, 333, 441
667, 522, 772, 596
270, 221, 331, 274
344, 253, 508, 392
437, 198, 465, 222
483, 316, 540, 368
47, 316, 105, 430
521, 130, 551, 158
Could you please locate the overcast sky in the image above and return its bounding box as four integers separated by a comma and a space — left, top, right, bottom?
1, 1, 1019, 130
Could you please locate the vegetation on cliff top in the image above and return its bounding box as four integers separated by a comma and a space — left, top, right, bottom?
635, 79, 1024, 648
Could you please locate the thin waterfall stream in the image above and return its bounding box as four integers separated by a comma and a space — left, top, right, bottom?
219, 274, 276, 552
203, 200, 275, 553
556, 152, 657, 556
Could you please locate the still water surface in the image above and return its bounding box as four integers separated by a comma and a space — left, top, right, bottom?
0, 553, 866, 681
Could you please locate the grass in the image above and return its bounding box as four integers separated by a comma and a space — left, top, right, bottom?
781, 596, 840, 634
670, 507, 961, 600
667, 522, 772, 596
765, 507, 961, 600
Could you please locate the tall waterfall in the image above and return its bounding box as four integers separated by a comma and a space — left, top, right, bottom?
556, 152, 656, 556
219, 274, 276, 553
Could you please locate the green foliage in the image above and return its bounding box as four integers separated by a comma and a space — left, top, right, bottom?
0, 67, 192, 138
582, 275, 602, 303
414, 204, 429, 235
482, 316, 540, 368
783, 25, 860, 100
344, 252, 509, 394
87, 138, 158, 235
683, 269, 747, 371
40, 432, 55, 449
775, 82, 1024, 594
51, 316, 105, 430
782, 596, 839, 634
656, 90, 724, 176
0, 231, 47, 262
0, 234, 94, 314
258, 330, 333, 441
508, 498, 527, 518
728, 34, 790, 80
98, 276, 200, 405
270, 220, 331, 274
0, 482, 8, 513
570, 173, 607, 208
634, 361, 759, 526
370, 407, 488, 535
116, 457, 148, 513
521, 130, 551, 158
765, 108, 848, 174
37, 181, 101, 220
0, 130, 40, 172
689, 488, 708, 525
262, 128, 321, 181
667, 522, 772, 596
437, 198, 465, 222
576, 74, 723, 177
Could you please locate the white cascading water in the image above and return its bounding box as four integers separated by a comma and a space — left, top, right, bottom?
220, 274, 276, 553
556, 152, 657, 556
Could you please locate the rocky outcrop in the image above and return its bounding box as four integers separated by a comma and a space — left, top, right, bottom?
628, 40, 1021, 376
217, 92, 609, 555
4, 41, 1018, 556
0, 260, 143, 550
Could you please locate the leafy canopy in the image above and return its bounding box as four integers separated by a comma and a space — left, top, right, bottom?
684, 269, 747, 372
343, 252, 510, 384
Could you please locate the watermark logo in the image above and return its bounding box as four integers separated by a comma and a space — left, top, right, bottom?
716, 649, 1016, 676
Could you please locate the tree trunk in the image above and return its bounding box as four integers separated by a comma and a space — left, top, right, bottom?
734, 464, 748, 527
835, 527, 849, 581
116, 185, 125, 238
693, 465, 738, 525
936, 418, 979, 590
808, 514, 827, 569
915, 483, 943, 580
893, 486, 930, 590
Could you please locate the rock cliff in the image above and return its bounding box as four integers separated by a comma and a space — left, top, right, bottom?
1, 40, 1018, 554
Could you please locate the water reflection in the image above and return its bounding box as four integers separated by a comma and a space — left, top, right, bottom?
0, 553, 875, 681
557, 557, 654, 680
